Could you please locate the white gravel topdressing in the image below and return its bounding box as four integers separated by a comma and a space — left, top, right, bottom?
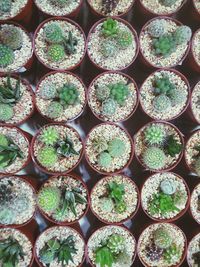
191, 81, 200, 124
0, 24, 32, 73
88, 72, 138, 122
194, 0, 200, 12
91, 175, 138, 223
190, 183, 200, 224
0, 126, 30, 174
35, 226, 85, 267
140, 70, 189, 120
141, 172, 188, 220
192, 29, 200, 66
87, 225, 136, 267
0, 228, 33, 267
140, 18, 189, 68
87, 20, 137, 70
36, 72, 86, 122
138, 223, 186, 267
185, 130, 200, 173
187, 233, 200, 267
35, 20, 85, 70
0, 0, 27, 20
34, 0, 81, 16
140, 0, 184, 14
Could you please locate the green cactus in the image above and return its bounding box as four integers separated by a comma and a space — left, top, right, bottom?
115, 200, 127, 213
160, 179, 177, 195
102, 98, 117, 117
37, 146, 58, 168
98, 152, 112, 168
0, 0, 12, 12
154, 75, 176, 95
153, 34, 176, 57
164, 135, 182, 157
107, 234, 125, 255
153, 94, 172, 113
0, 44, 14, 68
174, 26, 192, 45
47, 101, 64, 119
0, 26, 22, 50
144, 125, 165, 145
168, 88, 186, 106
100, 197, 115, 213
47, 44, 65, 62
159, 0, 177, 6
39, 84, 57, 100
92, 137, 108, 154
100, 39, 118, 58
109, 82, 130, 106
49, 0, 69, 6
0, 207, 15, 225
0, 103, 13, 121
108, 138, 126, 157
95, 85, 110, 102
194, 157, 200, 176
153, 227, 172, 249
148, 20, 165, 38
38, 186, 61, 212
58, 83, 80, 107
0, 134, 8, 146
40, 127, 59, 146
102, 18, 119, 37
173, 190, 187, 206
44, 23, 63, 44
117, 30, 133, 49
163, 244, 181, 264
143, 146, 166, 170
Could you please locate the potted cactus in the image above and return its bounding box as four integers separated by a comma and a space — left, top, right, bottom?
34, 226, 85, 267
190, 81, 200, 124
87, 0, 135, 17
0, 125, 31, 174
85, 123, 134, 175
87, 225, 136, 267
37, 174, 89, 225
184, 130, 200, 177
188, 28, 200, 73
139, 69, 190, 121
90, 174, 139, 224
0, 22, 33, 73
31, 124, 83, 175
34, 0, 83, 18
0, 175, 36, 227
141, 172, 190, 222
134, 121, 184, 172
190, 183, 200, 225
88, 71, 138, 122
35, 71, 86, 123
139, 17, 192, 68
187, 233, 200, 267
0, 74, 34, 125
0, 227, 34, 267
34, 17, 86, 71
87, 17, 139, 71
137, 223, 187, 267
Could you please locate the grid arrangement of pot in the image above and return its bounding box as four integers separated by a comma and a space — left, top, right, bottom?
0, 0, 200, 267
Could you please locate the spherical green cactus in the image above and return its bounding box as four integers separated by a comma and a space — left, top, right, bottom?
46, 101, 64, 119
0, 26, 22, 50
148, 20, 166, 38
174, 26, 192, 45
107, 234, 125, 255
47, 44, 65, 62
160, 179, 177, 195
39, 85, 57, 100
143, 146, 166, 170
117, 30, 133, 49
144, 125, 165, 145
109, 82, 130, 106
0, 0, 12, 12
194, 157, 200, 177
58, 83, 79, 107
102, 98, 117, 117
37, 146, 58, 168
92, 137, 108, 154
159, 0, 177, 6
40, 249, 55, 264
153, 34, 176, 57
40, 127, 59, 146
95, 85, 110, 102
108, 138, 126, 158
0, 207, 15, 225
154, 227, 172, 249
0, 134, 8, 146
44, 23, 63, 44
100, 197, 114, 213
168, 88, 186, 106
0, 44, 14, 68
100, 39, 117, 58
0, 103, 14, 121
38, 186, 61, 212
115, 200, 127, 213
153, 94, 172, 113
98, 152, 112, 168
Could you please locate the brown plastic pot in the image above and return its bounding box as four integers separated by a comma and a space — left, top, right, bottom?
84, 122, 134, 175
86, 17, 139, 71
134, 121, 185, 172
90, 174, 140, 225
141, 172, 190, 222
87, 71, 139, 123
30, 123, 84, 175
34, 225, 86, 267
189, 183, 200, 225
187, 28, 200, 73
137, 222, 187, 267
139, 68, 191, 121
33, 17, 86, 72
37, 173, 89, 226
35, 70, 87, 123
139, 16, 191, 69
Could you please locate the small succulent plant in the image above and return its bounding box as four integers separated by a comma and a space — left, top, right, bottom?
117, 30, 133, 49
102, 18, 119, 37
0, 26, 22, 50
148, 20, 165, 38
107, 138, 126, 157
163, 244, 181, 264
98, 152, 112, 168
0, 103, 14, 121
153, 34, 176, 57
153, 227, 172, 249
173, 190, 187, 206
37, 146, 58, 168
194, 157, 200, 176
107, 234, 125, 255
40, 127, 59, 146
164, 135, 182, 157
159, 0, 177, 6
153, 75, 176, 96
109, 82, 130, 106
0, 44, 14, 68
174, 26, 192, 45
63, 31, 78, 55
39, 84, 57, 100
144, 125, 165, 145
102, 0, 119, 14
107, 181, 126, 213
58, 83, 80, 107
146, 243, 164, 261
0, 0, 12, 12
168, 88, 186, 106
95, 246, 114, 267
100, 39, 117, 58
160, 179, 177, 195
47, 101, 64, 119
44, 23, 63, 44
143, 146, 166, 170
95, 85, 110, 101
38, 186, 61, 212
153, 94, 172, 112
102, 98, 117, 117
100, 197, 115, 213
47, 44, 65, 62
56, 136, 79, 157
92, 137, 108, 154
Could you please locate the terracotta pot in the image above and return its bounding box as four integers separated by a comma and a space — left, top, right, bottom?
35, 70, 87, 123
37, 173, 89, 226
141, 172, 190, 222
189, 183, 200, 225
86, 17, 139, 71
187, 28, 200, 73
33, 17, 86, 72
